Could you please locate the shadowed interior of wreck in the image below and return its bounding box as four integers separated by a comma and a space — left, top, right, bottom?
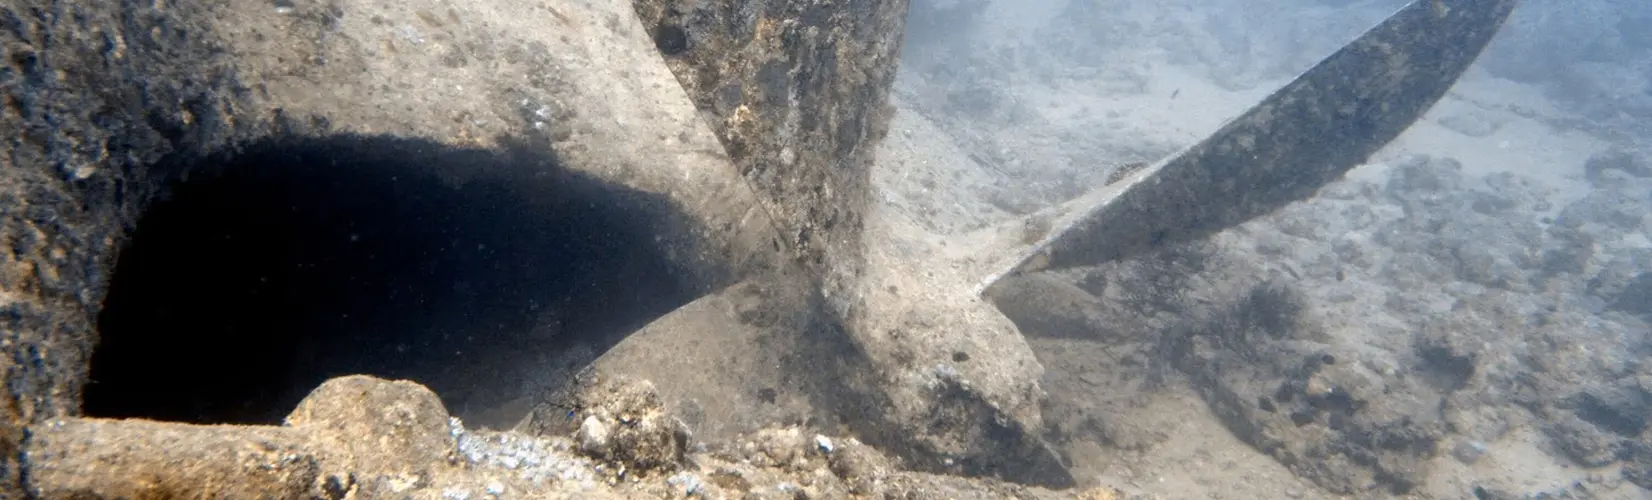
83, 134, 697, 426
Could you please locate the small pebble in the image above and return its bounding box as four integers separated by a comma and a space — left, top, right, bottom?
667, 472, 702, 495
578, 416, 612, 455
814, 435, 834, 454
1453, 440, 1487, 464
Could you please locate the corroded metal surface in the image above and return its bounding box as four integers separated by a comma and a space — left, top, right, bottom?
1006, 0, 1519, 276
0, 0, 1526, 494
0, 2, 251, 491
0, 0, 953, 493
631, 0, 908, 310
624, 3, 1079, 485
0, 0, 797, 491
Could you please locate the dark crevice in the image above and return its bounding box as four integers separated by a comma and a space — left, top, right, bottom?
84, 134, 696, 426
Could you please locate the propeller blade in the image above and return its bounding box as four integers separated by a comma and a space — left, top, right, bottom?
995, 0, 1519, 280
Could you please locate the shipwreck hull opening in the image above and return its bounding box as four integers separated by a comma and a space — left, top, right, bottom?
83, 135, 698, 428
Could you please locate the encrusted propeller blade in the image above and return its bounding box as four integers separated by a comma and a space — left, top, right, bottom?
997, 0, 1519, 280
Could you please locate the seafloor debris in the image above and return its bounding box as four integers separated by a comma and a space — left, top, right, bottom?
22, 375, 1100, 499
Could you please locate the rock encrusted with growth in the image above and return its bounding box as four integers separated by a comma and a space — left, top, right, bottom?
561, 377, 693, 474
27, 376, 459, 498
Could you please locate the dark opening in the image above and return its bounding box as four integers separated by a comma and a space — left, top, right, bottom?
84, 134, 696, 427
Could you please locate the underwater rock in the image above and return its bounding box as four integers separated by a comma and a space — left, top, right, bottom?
1624, 441, 1652, 491
1559, 184, 1652, 232
1607, 272, 1652, 317
559, 377, 690, 474
27, 376, 460, 499
1544, 414, 1624, 468
1584, 148, 1652, 182
1437, 112, 1503, 138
